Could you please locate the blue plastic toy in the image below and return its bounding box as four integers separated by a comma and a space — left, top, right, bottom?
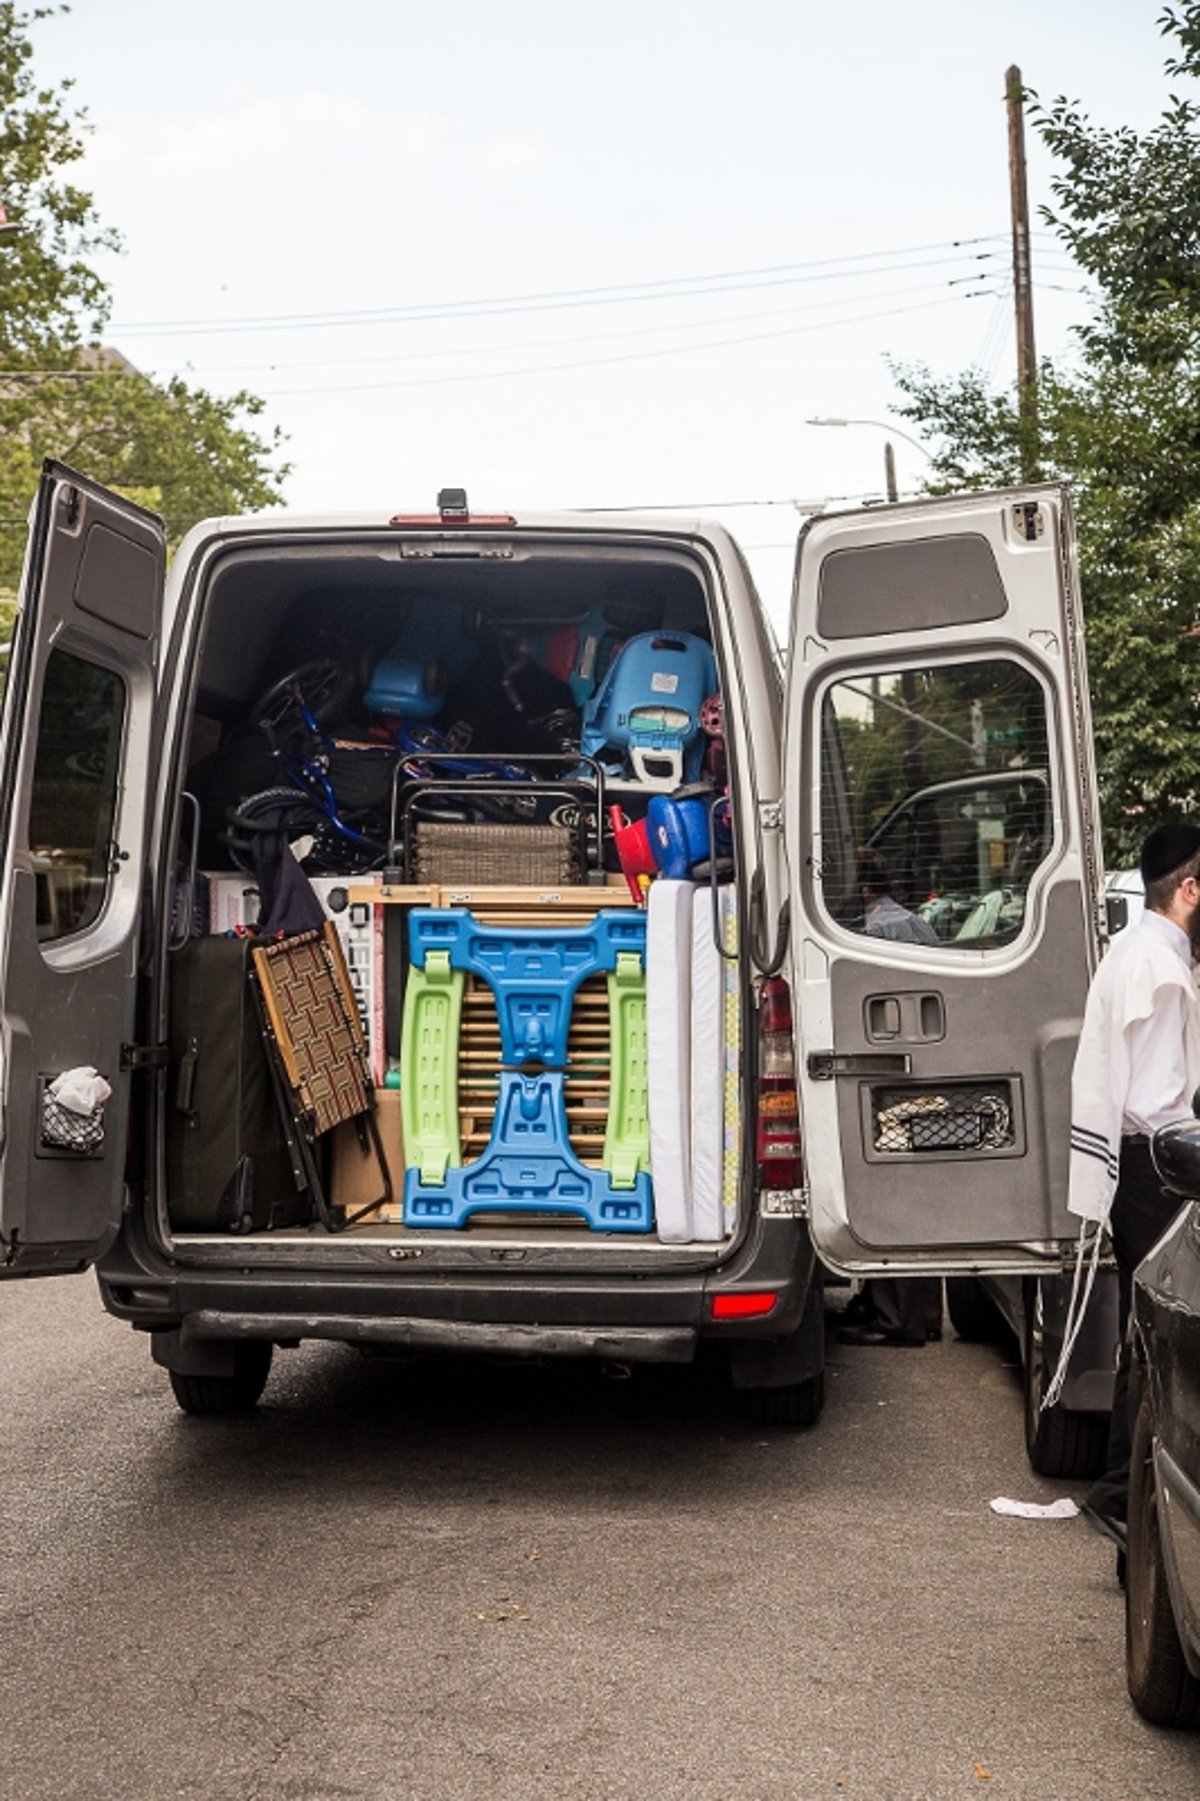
401, 908, 653, 1232
647, 790, 731, 880
363, 649, 446, 719
580, 631, 717, 790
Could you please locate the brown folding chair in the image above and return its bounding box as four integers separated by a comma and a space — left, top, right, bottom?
251, 922, 392, 1229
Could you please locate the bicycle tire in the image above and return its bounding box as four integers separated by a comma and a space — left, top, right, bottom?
224, 787, 329, 874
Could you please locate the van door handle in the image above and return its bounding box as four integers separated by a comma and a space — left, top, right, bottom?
807, 1051, 912, 1080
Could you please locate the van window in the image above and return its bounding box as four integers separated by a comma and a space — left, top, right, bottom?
818, 658, 1052, 949
29, 647, 126, 942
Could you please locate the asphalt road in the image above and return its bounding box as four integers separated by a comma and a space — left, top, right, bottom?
3, 1276, 1199, 1801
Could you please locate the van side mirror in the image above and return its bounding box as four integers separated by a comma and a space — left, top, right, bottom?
1105, 893, 1129, 936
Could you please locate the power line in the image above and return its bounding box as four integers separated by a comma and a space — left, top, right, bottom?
256, 291, 992, 398
133, 271, 995, 379
581, 494, 871, 512
111, 236, 1006, 338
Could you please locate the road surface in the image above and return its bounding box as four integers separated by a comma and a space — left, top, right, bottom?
2, 1275, 1198, 1800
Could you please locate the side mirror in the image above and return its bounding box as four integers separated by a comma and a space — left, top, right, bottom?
1152, 1118, 1200, 1198
1105, 893, 1129, 936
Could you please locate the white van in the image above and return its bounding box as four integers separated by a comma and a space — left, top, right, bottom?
0, 467, 1102, 1425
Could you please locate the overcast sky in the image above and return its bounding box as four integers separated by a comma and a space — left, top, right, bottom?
35, 1, 1172, 629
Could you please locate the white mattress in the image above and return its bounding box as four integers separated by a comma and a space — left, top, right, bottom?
690, 887, 725, 1240
719, 886, 741, 1234
646, 880, 694, 1242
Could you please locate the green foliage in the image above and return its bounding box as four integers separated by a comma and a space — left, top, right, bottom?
0, 5, 286, 586
0, 2, 114, 355
891, 3, 1200, 863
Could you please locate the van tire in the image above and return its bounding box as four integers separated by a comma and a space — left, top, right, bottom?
1025, 1389, 1107, 1480
1022, 1278, 1106, 1479
168, 1342, 274, 1416
945, 1276, 1006, 1343
741, 1372, 825, 1429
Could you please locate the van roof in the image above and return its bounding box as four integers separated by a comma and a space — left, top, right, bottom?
182, 504, 725, 540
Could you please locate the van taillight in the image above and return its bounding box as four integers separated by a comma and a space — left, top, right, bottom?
756, 976, 803, 1189
711, 1291, 779, 1320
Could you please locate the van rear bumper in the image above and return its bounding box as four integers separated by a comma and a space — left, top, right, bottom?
154, 1312, 697, 1368
100, 1212, 817, 1357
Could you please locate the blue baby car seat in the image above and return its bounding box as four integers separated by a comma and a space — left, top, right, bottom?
579, 631, 717, 789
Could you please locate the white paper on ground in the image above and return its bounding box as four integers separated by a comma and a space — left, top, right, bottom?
646, 880, 694, 1243
989, 1496, 1080, 1520
689, 887, 724, 1240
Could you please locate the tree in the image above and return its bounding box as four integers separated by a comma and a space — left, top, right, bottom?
0, 4, 285, 609
891, 4, 1200, 863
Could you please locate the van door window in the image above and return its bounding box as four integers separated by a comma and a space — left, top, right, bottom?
818, 657, 1051, 949
29, 647, 126, 942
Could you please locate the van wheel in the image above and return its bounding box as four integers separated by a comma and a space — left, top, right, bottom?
741, 1372, 825, 1429
1022, 1279, 1106, 1479
1125, 1389, 1200, 1726
168, 1343, 274, 1416
945, 1276, 1005, 1343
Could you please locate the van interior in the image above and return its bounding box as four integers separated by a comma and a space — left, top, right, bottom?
161, 533, 744, 1258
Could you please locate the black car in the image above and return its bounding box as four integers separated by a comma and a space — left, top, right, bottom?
1126, 1118, 1200, 1728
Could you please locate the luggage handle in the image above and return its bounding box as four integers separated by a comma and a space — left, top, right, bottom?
175, 1035, 198, 1118
169, 792, 202, 952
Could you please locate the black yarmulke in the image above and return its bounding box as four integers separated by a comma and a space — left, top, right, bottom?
1140, 823, 1200, 885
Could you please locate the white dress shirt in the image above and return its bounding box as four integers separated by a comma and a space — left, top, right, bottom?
1122, 911, 1197, 1134
1069, 907, 1200, 1220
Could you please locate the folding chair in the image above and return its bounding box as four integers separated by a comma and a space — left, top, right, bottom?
251, 922, 392, 1230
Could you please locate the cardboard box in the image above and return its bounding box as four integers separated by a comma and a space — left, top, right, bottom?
330, 1088, 405, 1222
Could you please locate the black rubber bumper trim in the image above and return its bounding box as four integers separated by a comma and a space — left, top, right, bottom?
181, 1309, 697, 1364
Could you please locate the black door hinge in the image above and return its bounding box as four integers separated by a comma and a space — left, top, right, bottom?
807, 1051, 912, 1080
121, 1043, 169, 1072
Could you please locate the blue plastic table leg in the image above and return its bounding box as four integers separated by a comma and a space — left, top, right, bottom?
404, 1070, 654, 1230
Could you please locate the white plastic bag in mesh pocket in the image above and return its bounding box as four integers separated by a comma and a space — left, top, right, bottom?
42, 1096, 106, 1152
42, 1067, 112, 1153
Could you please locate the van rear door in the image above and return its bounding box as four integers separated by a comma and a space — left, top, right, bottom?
783, 485, 1102, 1274
0, 463, 165, 1279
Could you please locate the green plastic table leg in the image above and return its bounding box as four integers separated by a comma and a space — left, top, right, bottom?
603, 950, 650, 1189
399, 949, 464, 1185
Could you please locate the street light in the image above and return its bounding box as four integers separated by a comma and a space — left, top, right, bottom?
806, 416, 932, 502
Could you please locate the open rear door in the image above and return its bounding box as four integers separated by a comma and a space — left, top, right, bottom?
783, 485, 1101, 1274
0, 463, 165, 1278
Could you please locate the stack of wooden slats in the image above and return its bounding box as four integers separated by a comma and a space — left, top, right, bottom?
458, 972, 611, 1167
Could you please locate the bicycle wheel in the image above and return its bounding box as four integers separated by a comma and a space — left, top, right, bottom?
224, 787, 329, 874
226, 787, 388, 876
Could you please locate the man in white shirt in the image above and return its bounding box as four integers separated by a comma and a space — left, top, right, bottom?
1069, 822, 1200, 1554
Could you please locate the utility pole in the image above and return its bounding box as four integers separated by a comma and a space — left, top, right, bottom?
883, 440, 898, 502
1006, 64, 1039, 479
